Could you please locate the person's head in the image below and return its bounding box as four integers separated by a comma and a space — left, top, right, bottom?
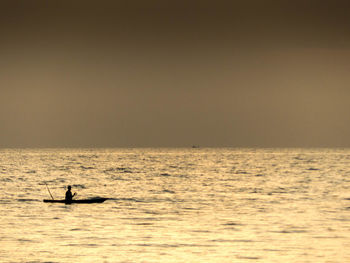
67, 185, 72, 190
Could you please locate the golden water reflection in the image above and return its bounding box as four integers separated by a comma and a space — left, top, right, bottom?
0, 148, 349, 262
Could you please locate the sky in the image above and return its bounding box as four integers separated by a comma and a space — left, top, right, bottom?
1, 0, 350, 147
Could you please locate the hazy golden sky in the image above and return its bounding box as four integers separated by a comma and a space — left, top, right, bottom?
1, 0, 350, 147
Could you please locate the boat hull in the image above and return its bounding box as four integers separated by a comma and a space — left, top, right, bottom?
43, 198, 108, 204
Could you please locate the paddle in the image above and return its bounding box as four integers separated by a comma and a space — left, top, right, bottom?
45, 182, 54, 200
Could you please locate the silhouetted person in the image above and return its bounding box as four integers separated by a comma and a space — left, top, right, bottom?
65, 185, 76, 204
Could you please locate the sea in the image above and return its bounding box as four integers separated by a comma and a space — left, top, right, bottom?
0, 148, 350, 263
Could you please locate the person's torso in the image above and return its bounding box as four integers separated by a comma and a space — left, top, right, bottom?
65, 190, 72, 200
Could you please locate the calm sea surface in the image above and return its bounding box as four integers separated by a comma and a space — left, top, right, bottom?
1, 148, 350, 262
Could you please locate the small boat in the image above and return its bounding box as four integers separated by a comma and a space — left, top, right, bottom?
43, 197, 108, 204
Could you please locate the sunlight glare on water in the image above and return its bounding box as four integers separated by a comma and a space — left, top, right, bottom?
1, 148, 350, 262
